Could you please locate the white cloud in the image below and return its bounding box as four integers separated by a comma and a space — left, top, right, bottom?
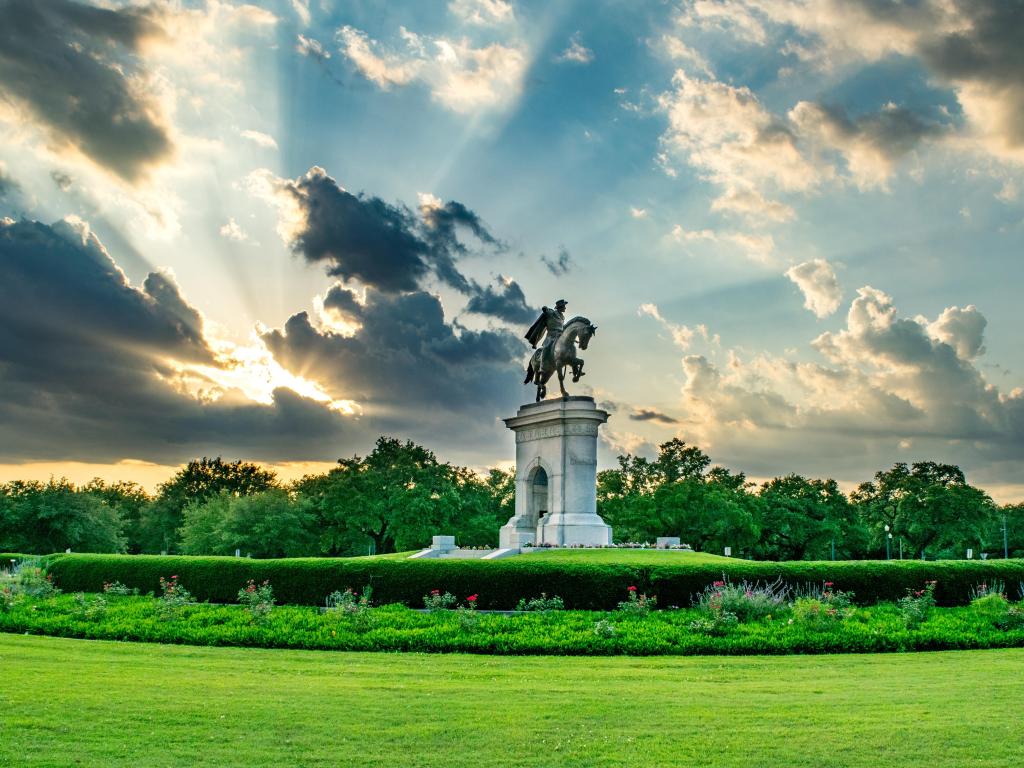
337, 24, 527, 114
219, 218, 248, 241
786, 258, 842, 318
337, 26, 423, 89
240, 129, 278, 149
638, 303, 718, 350
658, 70, 827, 224
556, 32, 594, 65
671, 286, 1024, 482
290, 0, 311, 27
448, 0, 515, 27
630, 207, 648, 219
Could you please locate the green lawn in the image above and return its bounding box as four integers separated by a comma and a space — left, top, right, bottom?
2, 635, 1022, 768
514, 547, 729, 564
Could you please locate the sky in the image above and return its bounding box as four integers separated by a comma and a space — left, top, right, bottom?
0, 0, 1022, 499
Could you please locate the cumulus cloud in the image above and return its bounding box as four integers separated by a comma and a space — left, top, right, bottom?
785, 258, 842, 318
709, 0, 1024, 164
790, 102, 943, 189
671, 284, 1024, 481
0, 217, 358, 463
219, 218, 248, 242
464, 276, 535, 324
261, 288, 525, 420
0, 0, 174, 182
449, 0, 515, 27
658, 70, 827, 223
247, 167, 505, 299
336, 16, 528, 114
555, 32, 594, 65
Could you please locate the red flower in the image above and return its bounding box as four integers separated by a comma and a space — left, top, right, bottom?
467, 594, 478, 602
824, 582, 834, 588
627, 586, 637, 592
713, 580, 725, 588
431, 589, 440, 596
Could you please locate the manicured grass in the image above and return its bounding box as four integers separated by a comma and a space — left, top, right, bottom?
1, 634, 1022, 767
519, 548, 729, 564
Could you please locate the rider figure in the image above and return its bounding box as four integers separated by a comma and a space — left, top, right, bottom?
525, 299, 568, 354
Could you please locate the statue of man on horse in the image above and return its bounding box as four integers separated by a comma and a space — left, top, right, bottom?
523, 298, 597, 402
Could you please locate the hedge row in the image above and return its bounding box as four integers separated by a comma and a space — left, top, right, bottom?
44, 554, 1024, 609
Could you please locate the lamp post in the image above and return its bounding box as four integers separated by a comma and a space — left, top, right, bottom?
885, 524, 891, 560
1004, 514, 1010, 559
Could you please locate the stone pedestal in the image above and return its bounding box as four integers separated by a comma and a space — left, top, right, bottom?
499, 396, 612, 548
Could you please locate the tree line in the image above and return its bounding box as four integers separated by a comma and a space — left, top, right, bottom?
1, 436, 1020, 560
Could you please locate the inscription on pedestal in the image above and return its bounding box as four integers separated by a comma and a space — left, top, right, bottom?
515, 422, 599, 443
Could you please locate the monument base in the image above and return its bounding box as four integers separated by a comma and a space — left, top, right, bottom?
499, 396, 612, 548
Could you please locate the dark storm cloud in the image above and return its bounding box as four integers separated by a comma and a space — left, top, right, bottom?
0, 217, 359, 463
261, 288, 526, 412
918, 0, 1024, 147
464, 278, 535, 324
817, 103, 945, 159
629, 408, 680, 425
0, 0, 172, 182
270, 167, 515, 311
540, 246, 574, 276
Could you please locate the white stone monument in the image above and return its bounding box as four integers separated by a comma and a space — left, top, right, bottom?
499, 396, 612, 548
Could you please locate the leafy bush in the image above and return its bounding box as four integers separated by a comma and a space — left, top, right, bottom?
515, 593, 565, 612
72, 592, 107, 620
423, 589, 458, 611
4, 593, 1024, 656
17, 564, 59, 598
43, 553, 1024, 609
102, 581, 138, 596
897, 581, 937, 628
617, 586, 655, 616
688, 613, 738, 636
694, 578, 788, 622
157, 575, 193, 620
237, 580, 275, 623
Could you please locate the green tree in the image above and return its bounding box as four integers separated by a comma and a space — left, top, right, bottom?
756, 475, 866, 560
138, 458, 278, 553
296, 437, 464, 555
598, 439, 760, 553
83, 479, 151, 554
180, 489, 315, 558
851, 462, 996, 559
0, 479, 125, 554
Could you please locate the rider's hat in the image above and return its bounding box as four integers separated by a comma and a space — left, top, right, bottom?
555, 298, 568, 309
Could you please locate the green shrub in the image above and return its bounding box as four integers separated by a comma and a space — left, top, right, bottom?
237, 580, 275, 623
897, 581, 937, 628
515, 593, 565, 612
43, 553, 1024, 610
694, 578, 788, 622
617, 586, 655, 616
4, 594, 1024, 656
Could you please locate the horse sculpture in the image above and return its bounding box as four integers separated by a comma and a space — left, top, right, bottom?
523, 316, 597, 402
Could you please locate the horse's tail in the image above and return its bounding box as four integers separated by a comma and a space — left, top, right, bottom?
523, 363, 534, 384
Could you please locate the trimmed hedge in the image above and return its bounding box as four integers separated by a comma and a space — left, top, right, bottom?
45, 554, 1024, 609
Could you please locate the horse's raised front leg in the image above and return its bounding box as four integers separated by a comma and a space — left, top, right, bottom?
557, 365, 568, 398
572, 357, 585, 382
